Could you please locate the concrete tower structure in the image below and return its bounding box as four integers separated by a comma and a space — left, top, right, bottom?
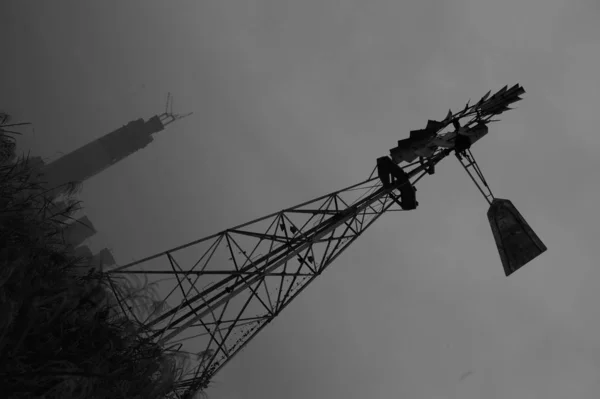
38, 94, 191, 270
41, 116, 164, 190
40, 94, 191, 192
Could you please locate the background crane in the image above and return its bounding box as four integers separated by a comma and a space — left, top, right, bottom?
107, 84, 546, 398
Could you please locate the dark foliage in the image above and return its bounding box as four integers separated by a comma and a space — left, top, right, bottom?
0, 117, 206, 399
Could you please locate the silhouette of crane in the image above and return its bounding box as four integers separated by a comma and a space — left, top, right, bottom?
107, 84, 546, 398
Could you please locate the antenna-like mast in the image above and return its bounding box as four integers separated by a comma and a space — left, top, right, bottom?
160, 92, 194, 126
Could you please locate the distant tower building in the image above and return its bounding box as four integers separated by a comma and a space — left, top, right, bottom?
40, 94, 191, 193
36, 94, 191, 261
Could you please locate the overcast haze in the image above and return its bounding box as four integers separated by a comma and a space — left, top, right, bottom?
2, 1, 600, 398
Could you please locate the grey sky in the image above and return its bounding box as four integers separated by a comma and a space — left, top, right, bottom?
2, 1, 600, 398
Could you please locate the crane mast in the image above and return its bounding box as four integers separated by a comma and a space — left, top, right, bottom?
106, 84, 545, 398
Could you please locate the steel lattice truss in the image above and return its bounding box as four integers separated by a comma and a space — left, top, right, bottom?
107, 151, 447, 396
106, 84, 524, 398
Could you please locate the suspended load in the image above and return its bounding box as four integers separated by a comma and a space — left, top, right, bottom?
487, 198, 547, 276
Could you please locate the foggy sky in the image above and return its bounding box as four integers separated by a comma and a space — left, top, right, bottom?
2, 1, 600, 398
